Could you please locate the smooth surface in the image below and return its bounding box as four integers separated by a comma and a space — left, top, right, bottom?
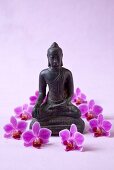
0, 0, 114, 170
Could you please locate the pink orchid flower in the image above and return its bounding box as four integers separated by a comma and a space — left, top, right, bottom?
59, 124, 84, 151
29, 91, 39, 105
72, 88, 87, 105
3, 116, 27, 140
89, 114, 112, 137
79, 99, 103, 121
22, 122, 52, 148
14, 104, 33, 121
29, 90, 47, 106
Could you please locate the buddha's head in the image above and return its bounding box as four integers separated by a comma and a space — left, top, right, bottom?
47, 42, 63, 68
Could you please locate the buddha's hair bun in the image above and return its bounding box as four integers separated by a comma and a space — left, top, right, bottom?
47, 42, 63, 56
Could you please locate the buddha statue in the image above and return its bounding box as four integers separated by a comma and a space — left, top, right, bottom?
30, 42, 85, 135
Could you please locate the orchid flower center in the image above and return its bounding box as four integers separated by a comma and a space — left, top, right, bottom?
94, 127, 102, 137
21, 113, 28, 120
65, 141, 74, 151
86, 112, 94, 121
33, 138, 43, 148
12, 130, 22, 139
76, 98, 82, 105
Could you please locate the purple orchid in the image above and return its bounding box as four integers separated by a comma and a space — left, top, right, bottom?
29, 90, 47, 106
29, 91, 39, 105
22, 122, 52, 148
3, 116, 27, 140
79, 99, 103, 121
72, 88, 87, 105
14, 104, 33, 120
89, 114, 112, 137
59, 124, 84, 151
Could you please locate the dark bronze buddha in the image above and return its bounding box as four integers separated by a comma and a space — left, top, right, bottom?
30, 42, 85, 135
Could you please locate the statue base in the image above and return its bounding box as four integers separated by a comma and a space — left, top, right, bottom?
30, 117, 85, 136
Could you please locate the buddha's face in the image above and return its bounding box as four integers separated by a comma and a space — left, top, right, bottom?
48, 50, 62, 68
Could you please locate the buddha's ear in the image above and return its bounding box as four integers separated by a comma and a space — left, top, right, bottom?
61, 55, 63, 66
48, 60, 51, 67
61, 60, 63, 66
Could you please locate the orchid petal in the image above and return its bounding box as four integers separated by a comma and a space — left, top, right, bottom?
3, 124, 13, 133
23, 131, 35, 143
17, 121, 27, 132
75, 145, 83, 151
4, 133, 12, 138
59, 129, 70, 142
10, 116, 17, 128
74, 132, 84, 146
14, 106, 23, 115
35, 91, 39, 97
14, 106, 23, 114
72, 94, 77, 102
24, 142, 33, 147
39, 128, 52, 143
29, 96, 37, 102
93, 105, 103, 115
98, 114, 103, 125
32, 122, 41, 136
27, 106, 33, 113
70, 124, 77, 136
76, 88, 81, 96
89, 100, 95, 109
78, 104, 88, 114
80, 93, 86, 100
23, 104, 28, 110
102, 120, 112, 132
27, 114, 32, 119
103, 131, 110, 137
29, 102, 35, 105
89, 119, 98, 129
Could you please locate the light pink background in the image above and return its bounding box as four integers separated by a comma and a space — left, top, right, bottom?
0, 0, 114, 170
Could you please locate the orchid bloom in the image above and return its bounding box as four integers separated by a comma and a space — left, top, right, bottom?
22, 122, 52, 148
3, 116, 27, 140
72, 88, 87, 105
79, 100, 103, 121
29, 90, 47, 106
89, 114, 112, 137
29, 91, 39, 105
14, 104, 33, 120
59, 124, 84, 151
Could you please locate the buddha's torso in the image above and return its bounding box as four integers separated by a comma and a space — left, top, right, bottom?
42, 67, 69, 102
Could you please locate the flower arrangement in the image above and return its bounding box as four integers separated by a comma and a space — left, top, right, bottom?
3, 87, 112, 151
